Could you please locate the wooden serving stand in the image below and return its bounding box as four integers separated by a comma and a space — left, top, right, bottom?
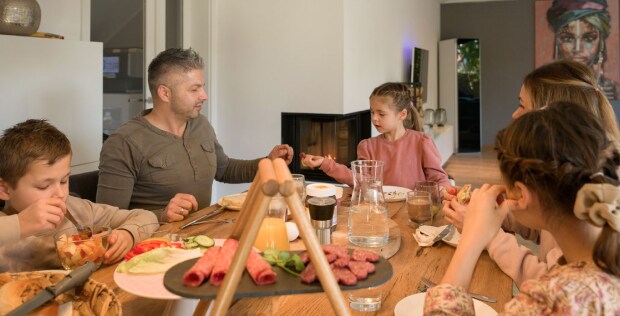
193, 158, 350, 316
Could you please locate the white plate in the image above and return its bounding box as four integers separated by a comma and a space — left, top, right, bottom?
383, 186, 411, 202
442, 227, 461, 247
113, 239, 226, 299
394, 292, 497, 316
217, 192, 247, 211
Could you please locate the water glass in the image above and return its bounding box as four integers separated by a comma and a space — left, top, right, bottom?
415, 181, 441, 217
348, 286, 383, 312
291, 174, 306, 201
406, 191, 432, 227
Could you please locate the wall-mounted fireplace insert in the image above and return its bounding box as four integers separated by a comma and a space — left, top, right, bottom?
282, 110, 371, 182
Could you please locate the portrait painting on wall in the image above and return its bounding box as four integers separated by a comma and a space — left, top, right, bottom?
535, 0, 620, 100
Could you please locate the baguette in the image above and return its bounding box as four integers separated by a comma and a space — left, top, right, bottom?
0, 278, 54, 315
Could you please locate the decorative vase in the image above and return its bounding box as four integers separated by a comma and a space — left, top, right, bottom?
434, 107, 447, 127
423, 108, 435, 127
0, 0, 41, 36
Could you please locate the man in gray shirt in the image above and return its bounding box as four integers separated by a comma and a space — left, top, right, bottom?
97, 48, 293, 222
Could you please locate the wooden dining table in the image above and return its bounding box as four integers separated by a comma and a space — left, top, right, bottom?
91, 196, 513, 315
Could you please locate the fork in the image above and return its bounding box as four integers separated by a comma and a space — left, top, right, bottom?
420, 277, 497, 303
188, 218, 236, 226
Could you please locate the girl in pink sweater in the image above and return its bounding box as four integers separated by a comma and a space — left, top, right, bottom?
302, 82, 453, 192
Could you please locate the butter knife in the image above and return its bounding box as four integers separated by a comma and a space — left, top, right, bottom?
420, 277, 497, 303
432, 224, 453, 244
180, 206, 225, 230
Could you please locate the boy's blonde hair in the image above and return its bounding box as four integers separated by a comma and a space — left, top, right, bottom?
0, 119, 71, 188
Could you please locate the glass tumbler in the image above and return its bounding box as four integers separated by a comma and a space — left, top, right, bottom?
254, 195, 290, 252
415, 181, 441, 218
406, 191, 432, 227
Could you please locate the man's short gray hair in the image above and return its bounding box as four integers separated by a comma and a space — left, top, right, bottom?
147, 47, 204, 94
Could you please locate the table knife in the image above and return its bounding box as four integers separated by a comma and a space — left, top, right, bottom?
7, 261, 96, 316
180, 206, 225, 230
432, 224, 453, 244
420, 277, 497, 303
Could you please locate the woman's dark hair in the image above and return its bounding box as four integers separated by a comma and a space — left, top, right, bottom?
495, 101, 620, 276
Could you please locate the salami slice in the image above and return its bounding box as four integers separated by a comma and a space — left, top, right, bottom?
210, 239, 239, 286
351, 248, 380, 262
333, 267, 357, 286
300, 262, 317, 284
299, 251, 310, 265
182, 246, 221, 287
322, 244, 348, 258
246, 250, 276, 285
347, 261, 374, 280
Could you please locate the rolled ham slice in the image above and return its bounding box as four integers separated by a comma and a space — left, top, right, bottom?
246, 250, 276, 285
210, 239, 239, 286
182, 246, 221, 287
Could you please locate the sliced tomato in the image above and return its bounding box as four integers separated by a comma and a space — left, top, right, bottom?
124, 240, 172, 261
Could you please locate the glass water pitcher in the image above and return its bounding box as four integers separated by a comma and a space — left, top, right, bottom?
348, 160, 389, 247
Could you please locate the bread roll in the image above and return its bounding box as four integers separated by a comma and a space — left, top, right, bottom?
0, 278, 52, 315
456, 184, 472, 205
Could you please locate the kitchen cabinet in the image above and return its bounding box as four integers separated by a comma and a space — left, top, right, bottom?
0, 35, 102, 173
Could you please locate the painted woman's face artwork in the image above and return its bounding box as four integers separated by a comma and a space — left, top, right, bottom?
556, 19, 602, 66
535, 0, 619, 100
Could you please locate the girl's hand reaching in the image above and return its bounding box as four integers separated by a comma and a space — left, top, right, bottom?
300, 152, 324, 169
460, 184, 517, 252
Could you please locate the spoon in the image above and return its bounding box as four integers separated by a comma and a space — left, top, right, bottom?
65, 210, 92, 237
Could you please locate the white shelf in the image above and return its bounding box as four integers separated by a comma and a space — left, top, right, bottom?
425, 124, 454, 166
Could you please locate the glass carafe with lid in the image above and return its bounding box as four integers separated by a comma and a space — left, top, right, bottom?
348, 160, 389, 247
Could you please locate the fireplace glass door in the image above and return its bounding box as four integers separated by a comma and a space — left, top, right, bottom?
282, 110, 370, 182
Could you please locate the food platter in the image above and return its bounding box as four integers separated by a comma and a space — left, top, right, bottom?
113, 240, 225, 299
383, 186, 411, 202
217, 192, 247, 211
163, 250, 393, 300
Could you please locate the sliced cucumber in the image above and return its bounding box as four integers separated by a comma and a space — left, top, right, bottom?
184, 241, 199, 249
194, 235, 215, 248
183, 236, 195, 243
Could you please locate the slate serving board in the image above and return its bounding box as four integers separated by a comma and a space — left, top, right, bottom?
163, 251, 393, 300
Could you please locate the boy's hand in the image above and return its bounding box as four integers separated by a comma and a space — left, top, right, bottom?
161, 193, 198, 222
104, 229, 134, 264
17, 197, 66, 238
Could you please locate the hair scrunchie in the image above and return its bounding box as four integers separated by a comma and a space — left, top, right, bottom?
574, 183, 620, 232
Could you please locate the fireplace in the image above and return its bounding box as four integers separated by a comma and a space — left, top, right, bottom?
282, 110, 371, 182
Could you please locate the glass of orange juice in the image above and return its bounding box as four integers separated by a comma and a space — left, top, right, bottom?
254, 194, 290, 252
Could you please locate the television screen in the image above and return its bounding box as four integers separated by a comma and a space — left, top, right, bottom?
103, 56, 120, 74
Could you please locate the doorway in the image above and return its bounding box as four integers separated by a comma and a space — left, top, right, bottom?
91, 0, 182, 139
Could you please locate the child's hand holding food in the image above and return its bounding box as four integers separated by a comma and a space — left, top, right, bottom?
17, 197, 66, 239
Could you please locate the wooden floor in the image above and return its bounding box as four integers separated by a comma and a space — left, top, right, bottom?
443, 145, 502, 188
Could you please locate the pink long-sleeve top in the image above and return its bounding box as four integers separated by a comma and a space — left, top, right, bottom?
320, 130, 450, 189
486, 215, 562, 288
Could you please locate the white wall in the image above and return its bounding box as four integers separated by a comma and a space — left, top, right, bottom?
209, 0, 441, 199
38, 0, 90, 41
343, 0, 440, 114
